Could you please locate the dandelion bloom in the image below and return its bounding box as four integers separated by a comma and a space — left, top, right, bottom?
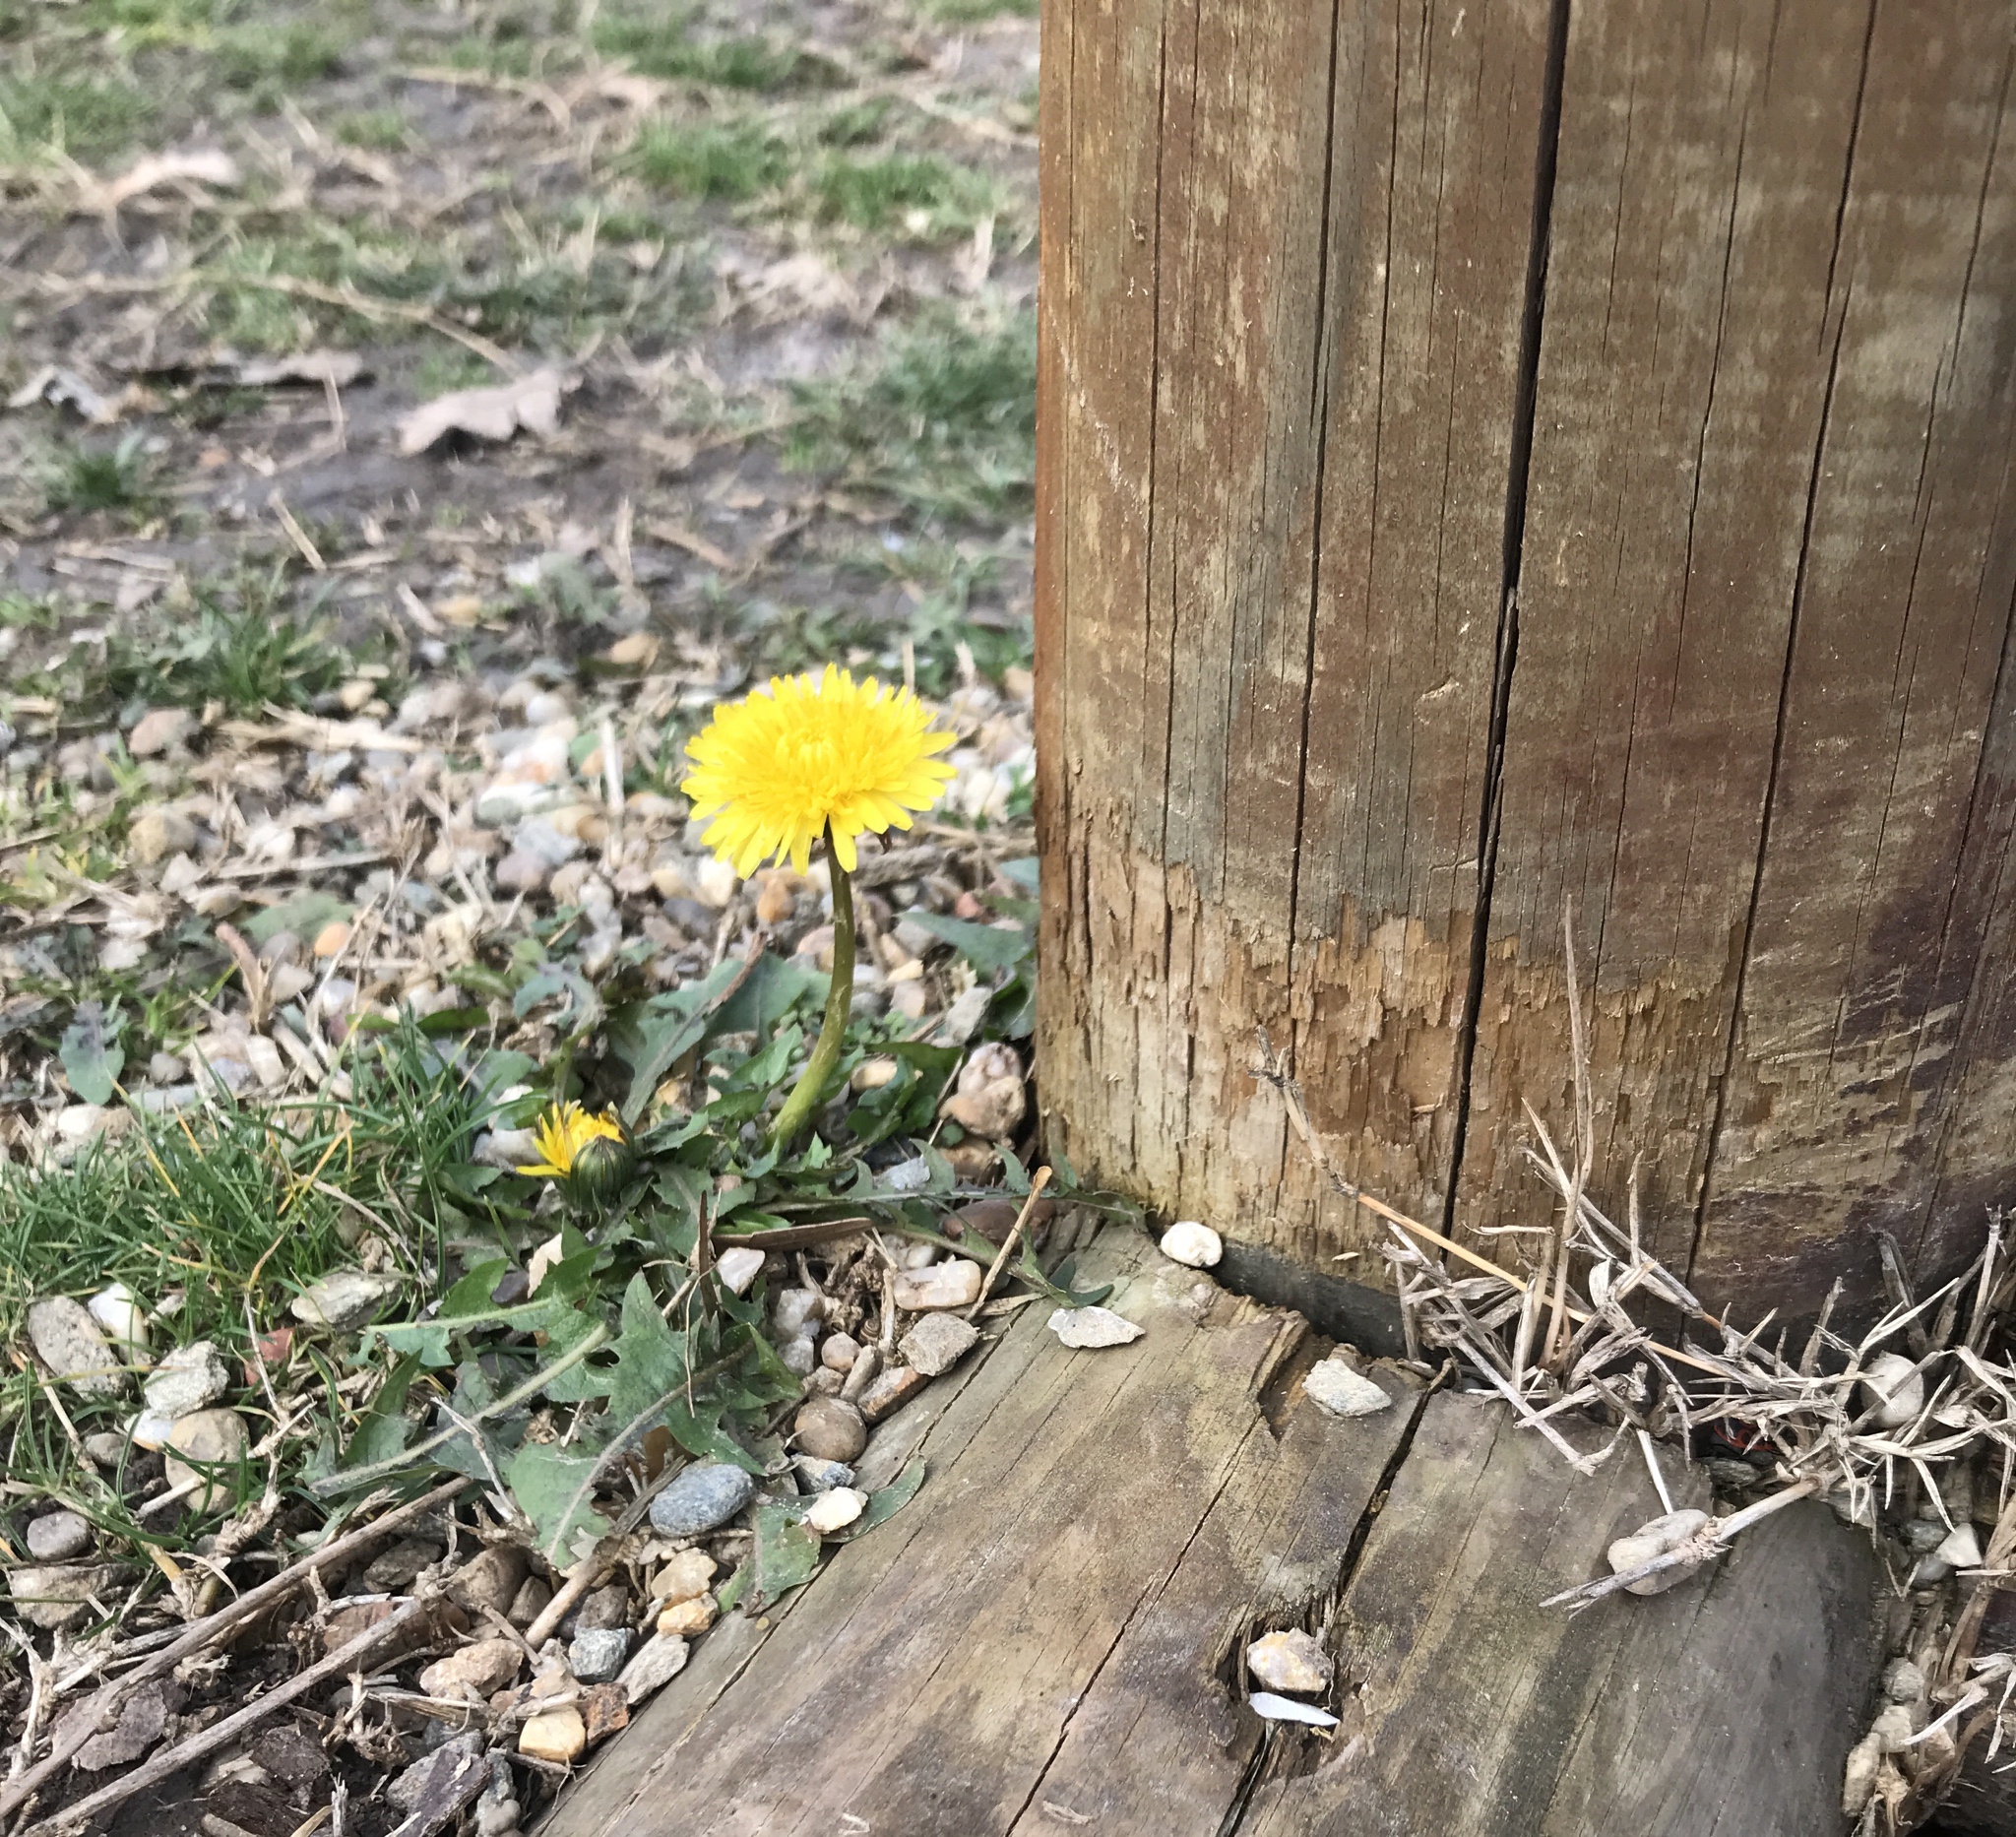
681, 665, 956, 877
518, 1102, 626, 1178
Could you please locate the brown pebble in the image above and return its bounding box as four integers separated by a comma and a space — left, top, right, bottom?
311, 919, 351, 958
583, 1682, 631, 1744
792, 1395, 867, 1463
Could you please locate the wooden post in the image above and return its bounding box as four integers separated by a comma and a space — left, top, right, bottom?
1036, 0, 2016, 1319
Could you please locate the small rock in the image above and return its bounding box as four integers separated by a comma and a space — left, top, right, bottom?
1842, 1733, 1884, 1816
617, 1633, 690, 1704
323, 1599, 400, 1655
657, 1594, 718, 1637
163, 1409, 247, 1509
129, 807, 197, 866
1247, 1629, 1333, 1695
128, 708, 194, 757
1606, 1508, 1711, 1596
793, 1396, 868, 1463
791, 1457, 855, 1492
363, 1537, 444, 1592
1936, 1522, 1983, 1568
1047, 1306, 1145, 1349
1884, 1658, 1927, 1704
1302, 1359, 1393, 1419
519, 1707, 587, 1765
493, 850, 550, 894
1860, 1352, 1924, 1430
252, 1724, 330, 1791
82, 1431, 127, 1468
899, 1312, 979, 1377
901, 1240, 940, 1271
715, 1247, 766, 1296
311, 919, 351, 958
419, 1639, 525, 1701
569, 1627, 632, 1684
851, 1056, 899, 1094
450, 1546, 530, 1616
802, 1489, 866, 1536
841, 1347, 882, 1403
856, 1365, 931, 1424
290, 1269, 402, 1331
575, 1582, 630, 1631
507, 1574, 552, 1629
649, 1463, 756, 1538
820, 1332, 861, 1373
1871, 1703, 1917, 1752
583, 1680, 631, 1745
1902, 1519, 1949, 1554
807, 1366, 846, 1396
649, 1549, 717, 1606
694, 856, 738, 908
1248, 1691, 1340, 1728
8, 1563, 121, 1630
1160, 1221, 1223, 1268
72, 1679, 168, 1769
939, 1042, 1026, 1140
781, 1336, 818, 1377
893, 1259, 983, 1312
389, 1732, 484, 1814
142, 1339, 230, 1420
86, 1282, 148, 1362
29, 1297, 127, 1399
25, 1511, 91, 1562
774, 1288, 824, 1340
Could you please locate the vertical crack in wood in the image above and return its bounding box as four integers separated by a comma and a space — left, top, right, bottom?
1687, 2, 1876, 1283
1439, 0, 1572, 1239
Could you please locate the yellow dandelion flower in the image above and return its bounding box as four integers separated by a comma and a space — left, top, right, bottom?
680, 665, 957, 878
518, 1102, 626, 1178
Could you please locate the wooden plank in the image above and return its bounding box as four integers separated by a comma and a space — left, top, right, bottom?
545, 1230, 1409, 1837
1036, 0, 1556, 1261
1449, 0, 1881, 1275
1238, 1393, 1881, 1837
1689, 0, 2016, 1311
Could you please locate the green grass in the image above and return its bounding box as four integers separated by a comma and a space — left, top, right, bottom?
216, 21, 346, 91
41, 436, 160, 518
818, 97, 896, 147
596, 16, 839, 91
635, 117, 788, 201
151, 600, 346, 716
916, 0, 1038, 19
811, 149, 998, 237
785, 303, 1036, 521
0, 75, 154, 163
333, 106, 409, 151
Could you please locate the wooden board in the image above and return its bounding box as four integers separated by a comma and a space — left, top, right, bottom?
547, 1231, 1883, 1837
1036, 0, 2016, 1321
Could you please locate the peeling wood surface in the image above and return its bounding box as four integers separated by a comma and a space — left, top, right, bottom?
546, 1232, 1880, 1837
1036, 0, 2016, 1317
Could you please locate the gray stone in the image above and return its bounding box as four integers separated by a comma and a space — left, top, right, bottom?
492, 850, 551, 895
417, 1639, 524, 1701
389, 1731, 485, 1814
1302, 1359, 1394, 1419
791, 1397, 867, 1464
1902, 1519, 1949, 1553
575, 1583, 630, 1631
898, 1311, 979, 1378
857, 1365, 930, 1424
25, 1511, 91, 1562
142, 1339, 230, 1420
617, 1633, 690, 1704
8, 1563, 121, 1630
791, 1457, 855, 1493
291, 1269, 402, 1331
72, 1679, 168, 1769
448, 1545, 530, 1616
1046, 1304, 1144, 1349
649, 1463, 756, 1539
363, 1537, 443, 1592
569, 1627, 632, 1684
893, 1259, 983, 1311
29, 1297, 127, 1399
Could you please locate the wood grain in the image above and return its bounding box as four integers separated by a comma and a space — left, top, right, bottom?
1239, 1395, 1880, 1837
1037, 0, 2016, 1317
549, 1246, 1883, 1837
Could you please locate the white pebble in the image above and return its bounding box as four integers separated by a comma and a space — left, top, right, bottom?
1159, 1221, 1223, 1268
1047, 1305, 1144, 1349
1248, 1691, 1339, 1728
715, 1247, 766, 1296
1859, 1352, 1924, 1429
1606, 1508, 1711, 1596
801, 1488, 866, 1535
1302, 1358, 1393, 1419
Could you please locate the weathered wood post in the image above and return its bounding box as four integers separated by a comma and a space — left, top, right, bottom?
1036, 0, 2016, 1321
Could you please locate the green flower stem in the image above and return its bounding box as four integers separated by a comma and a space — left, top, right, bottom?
770, 839, 854, 1150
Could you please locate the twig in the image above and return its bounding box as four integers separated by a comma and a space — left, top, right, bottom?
0, 1478, 472, 1818
967, 1167, 1051, 1320
25, 1594, 436, 1834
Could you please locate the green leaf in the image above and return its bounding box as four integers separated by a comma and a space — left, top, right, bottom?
442, 1258, 510, 1316
59, 1000, 123, 1105
898, 909, 1032, 975
742, 1501, 822, 1611
606, 955, 751, 1124
998, 856, 1039, 893
506, 1441, 608, 1563
240, 891, 352, 946
712, 953, 825, 1033
831, 1455, 926, 1540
